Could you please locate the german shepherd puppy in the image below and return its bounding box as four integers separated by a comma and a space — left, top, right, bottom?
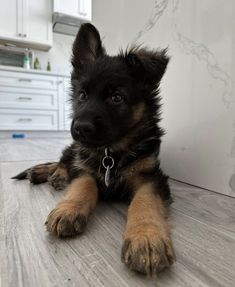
13, 23, 175, 275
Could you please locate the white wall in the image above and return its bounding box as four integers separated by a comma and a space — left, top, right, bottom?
120, 0, 235, 196
34, 33, 74, 74
92, 0, 124, 54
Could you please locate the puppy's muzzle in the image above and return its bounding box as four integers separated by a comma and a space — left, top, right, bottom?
71, 119, 96, 141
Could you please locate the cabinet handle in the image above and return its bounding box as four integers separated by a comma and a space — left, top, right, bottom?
18, 33, 22, 37
18, 118, 33, 122
18, 97, 32, 101
23, 34, 27, 37
18, 79, 32, 82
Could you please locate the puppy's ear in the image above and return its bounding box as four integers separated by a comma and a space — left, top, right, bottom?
72, 23, 105, 71
124, 47, 169, 86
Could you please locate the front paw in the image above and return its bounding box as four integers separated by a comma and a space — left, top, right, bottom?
121, 227, 175, 275
45, 201, 87, 237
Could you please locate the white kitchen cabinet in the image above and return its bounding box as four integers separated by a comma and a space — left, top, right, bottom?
0, 70, 57, 90
0, 67, 71, 131
23, 0, 52, 48
0, 0, 52, 51
0, 0, 22, 39
0, 109, 58, 131
54, 0, 92, 21
0, 87, 58, 110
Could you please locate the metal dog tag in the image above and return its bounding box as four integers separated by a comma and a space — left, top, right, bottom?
105, 165, 111, 187
102, 148, 114, 187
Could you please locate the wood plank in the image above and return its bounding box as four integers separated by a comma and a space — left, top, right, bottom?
0, 138, 71, 162
172, 209, 235, 287
170, 180, 235, 237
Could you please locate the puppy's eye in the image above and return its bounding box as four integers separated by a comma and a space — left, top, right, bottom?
111, 93, 123, 104
78, 90, 88, 102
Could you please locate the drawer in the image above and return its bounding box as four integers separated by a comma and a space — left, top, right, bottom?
0, 87, 58, 110
0, 109, 58, 130
0, 70, 58, 90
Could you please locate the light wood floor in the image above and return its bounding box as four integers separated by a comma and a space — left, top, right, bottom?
1, 138, 235, 287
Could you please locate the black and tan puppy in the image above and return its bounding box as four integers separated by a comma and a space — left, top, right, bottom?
13, 23, 175, 275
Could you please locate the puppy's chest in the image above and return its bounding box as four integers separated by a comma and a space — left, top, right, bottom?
74, 150, 157, 200
95, 162, 134, 200
74, 151, 138, 199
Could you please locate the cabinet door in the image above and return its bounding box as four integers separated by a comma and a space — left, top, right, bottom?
0, 0, 23, 39
79, 0, 91, 20
54, 0, 79, 17
54, 0, 91, 21
23, 0, 52, 45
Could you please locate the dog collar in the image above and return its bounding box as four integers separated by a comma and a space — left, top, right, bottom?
102, 147, 114, 187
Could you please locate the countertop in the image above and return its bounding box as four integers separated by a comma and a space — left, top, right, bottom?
0, 65, 70, 77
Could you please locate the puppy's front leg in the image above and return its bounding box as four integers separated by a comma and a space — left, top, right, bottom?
122, 182, 175, 275
46, 174, 98, 237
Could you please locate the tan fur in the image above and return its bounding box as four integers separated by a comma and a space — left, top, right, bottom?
112, 136, 132, 152
53, 163, 68, 178
48, 163, 69, 190
28, 162, 58, 183
46, 174, 98, 237
34, 162, 57, 171
64, 175, 98, 211
131, 103, 146, 127
122, 156, 157, 188
122, 183, 175, 275
112, 103, 146, 152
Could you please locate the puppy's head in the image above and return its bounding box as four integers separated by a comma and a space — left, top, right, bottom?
70, 23, 169, 148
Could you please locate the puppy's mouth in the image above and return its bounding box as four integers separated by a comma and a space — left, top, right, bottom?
78, 137, 109, 148
73, 132, 125, 148
72, 131, 115, 148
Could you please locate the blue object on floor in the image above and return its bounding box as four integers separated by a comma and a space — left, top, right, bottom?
12, 133, 25, 139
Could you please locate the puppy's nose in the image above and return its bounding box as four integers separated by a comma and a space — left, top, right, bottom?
78, 122, 96, 137
72, 120, 96, 139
